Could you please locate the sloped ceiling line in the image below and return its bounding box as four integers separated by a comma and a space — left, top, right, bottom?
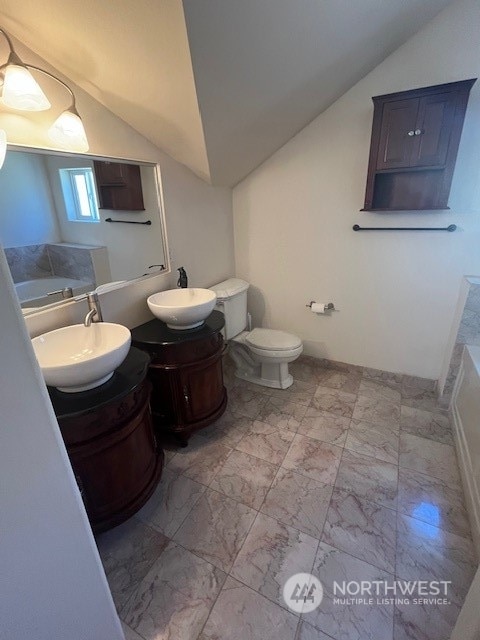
0, 0, 453, 186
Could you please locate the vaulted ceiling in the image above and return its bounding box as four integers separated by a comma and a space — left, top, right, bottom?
0, 0, 453, 185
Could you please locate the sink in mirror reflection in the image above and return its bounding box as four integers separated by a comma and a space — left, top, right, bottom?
0, 147, 169, 316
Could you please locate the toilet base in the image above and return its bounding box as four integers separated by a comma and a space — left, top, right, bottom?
228, 334, 301, 391
234, 362, 294, 390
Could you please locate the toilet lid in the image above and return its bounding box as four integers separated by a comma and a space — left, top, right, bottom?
246, 328, 302, 351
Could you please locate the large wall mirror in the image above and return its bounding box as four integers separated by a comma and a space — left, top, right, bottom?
0, 146, 169, 316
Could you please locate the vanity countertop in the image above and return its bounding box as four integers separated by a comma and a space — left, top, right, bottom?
131, 310, 225, 347
48, 346, 150, 419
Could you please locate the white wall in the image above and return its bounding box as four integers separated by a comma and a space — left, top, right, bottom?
0, 35, 234, 640
233, 0, 480, 379
0, 251, 123, 640
0, 151, 60, 247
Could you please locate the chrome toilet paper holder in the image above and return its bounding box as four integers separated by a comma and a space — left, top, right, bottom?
306, 301, 338, 311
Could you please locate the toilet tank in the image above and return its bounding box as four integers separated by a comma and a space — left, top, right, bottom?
210, 278, 249, 340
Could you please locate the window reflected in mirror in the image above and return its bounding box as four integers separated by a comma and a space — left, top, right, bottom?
59, 167, 100, 223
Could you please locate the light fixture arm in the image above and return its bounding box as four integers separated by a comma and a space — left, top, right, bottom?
0, 27, 15, 56
15, 63, 77, 111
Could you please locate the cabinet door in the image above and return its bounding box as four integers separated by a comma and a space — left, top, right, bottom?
94, 161, 127, 186
376, 99, 419, 170
409, 91, 457, 167
179, 351, 224, 424
147, 365, 178, 425
93, 162, 145, 210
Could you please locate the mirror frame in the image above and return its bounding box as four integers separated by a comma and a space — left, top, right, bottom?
3, 143, 171, 318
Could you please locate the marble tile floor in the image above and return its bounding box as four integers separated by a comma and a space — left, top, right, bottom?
97, 356, 477, 640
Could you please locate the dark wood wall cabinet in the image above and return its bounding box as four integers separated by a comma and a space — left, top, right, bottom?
363, 79, 476, 211
49, 347, 162, 533
93, 160, 145, 211
132, 311, 227, 447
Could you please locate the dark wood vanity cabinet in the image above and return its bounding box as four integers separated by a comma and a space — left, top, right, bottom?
363, 79, 475, 211
93, 160, 145, 211
49, 348, 162, 533
132, 311, 227, 446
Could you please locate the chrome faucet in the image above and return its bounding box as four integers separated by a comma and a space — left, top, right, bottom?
84, 308, 97, 327
84, 292, 103, 327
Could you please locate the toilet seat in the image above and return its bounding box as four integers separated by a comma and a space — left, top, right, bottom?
245, 328, 302, 352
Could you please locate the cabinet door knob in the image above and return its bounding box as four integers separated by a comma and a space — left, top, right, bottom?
183, 385, 190, 404
407, 130, 415, 136
414, 129, 423, 136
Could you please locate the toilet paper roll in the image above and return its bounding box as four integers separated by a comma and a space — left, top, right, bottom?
311, 302, 326, 314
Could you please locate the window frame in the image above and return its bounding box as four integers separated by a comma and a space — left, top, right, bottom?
59, 167, 100, 223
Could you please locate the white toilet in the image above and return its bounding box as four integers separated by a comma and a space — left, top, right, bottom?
210, 278, 303, 389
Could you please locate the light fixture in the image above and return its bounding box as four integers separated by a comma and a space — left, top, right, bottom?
0, 129, 6, 169
2, 49, 51, 111
48, 100, 89, 153
0, 27, 89, 153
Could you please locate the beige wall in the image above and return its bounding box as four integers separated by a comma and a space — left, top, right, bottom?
233, 0, 480, 379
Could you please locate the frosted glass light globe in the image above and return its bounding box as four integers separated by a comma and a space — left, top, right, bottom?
48, 110, 89, 152
2, 64, 51, 111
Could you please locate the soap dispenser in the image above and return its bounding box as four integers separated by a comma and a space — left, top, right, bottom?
177, 267, 188, 288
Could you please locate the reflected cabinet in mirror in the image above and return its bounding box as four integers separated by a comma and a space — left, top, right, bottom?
0, 147, 169, 315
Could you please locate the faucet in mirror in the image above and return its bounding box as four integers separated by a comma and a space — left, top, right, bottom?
0, 147, 169, 316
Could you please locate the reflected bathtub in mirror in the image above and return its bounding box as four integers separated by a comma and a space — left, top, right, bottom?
15, 275, 92, 309
0, 146, 169, 316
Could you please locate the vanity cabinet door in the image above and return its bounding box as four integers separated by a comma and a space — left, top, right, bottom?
147, 364, 179, 426
179, 350, 225, 424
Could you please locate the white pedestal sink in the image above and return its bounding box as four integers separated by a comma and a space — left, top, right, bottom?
147, 288, 217, 330
32, 323, 131, 393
